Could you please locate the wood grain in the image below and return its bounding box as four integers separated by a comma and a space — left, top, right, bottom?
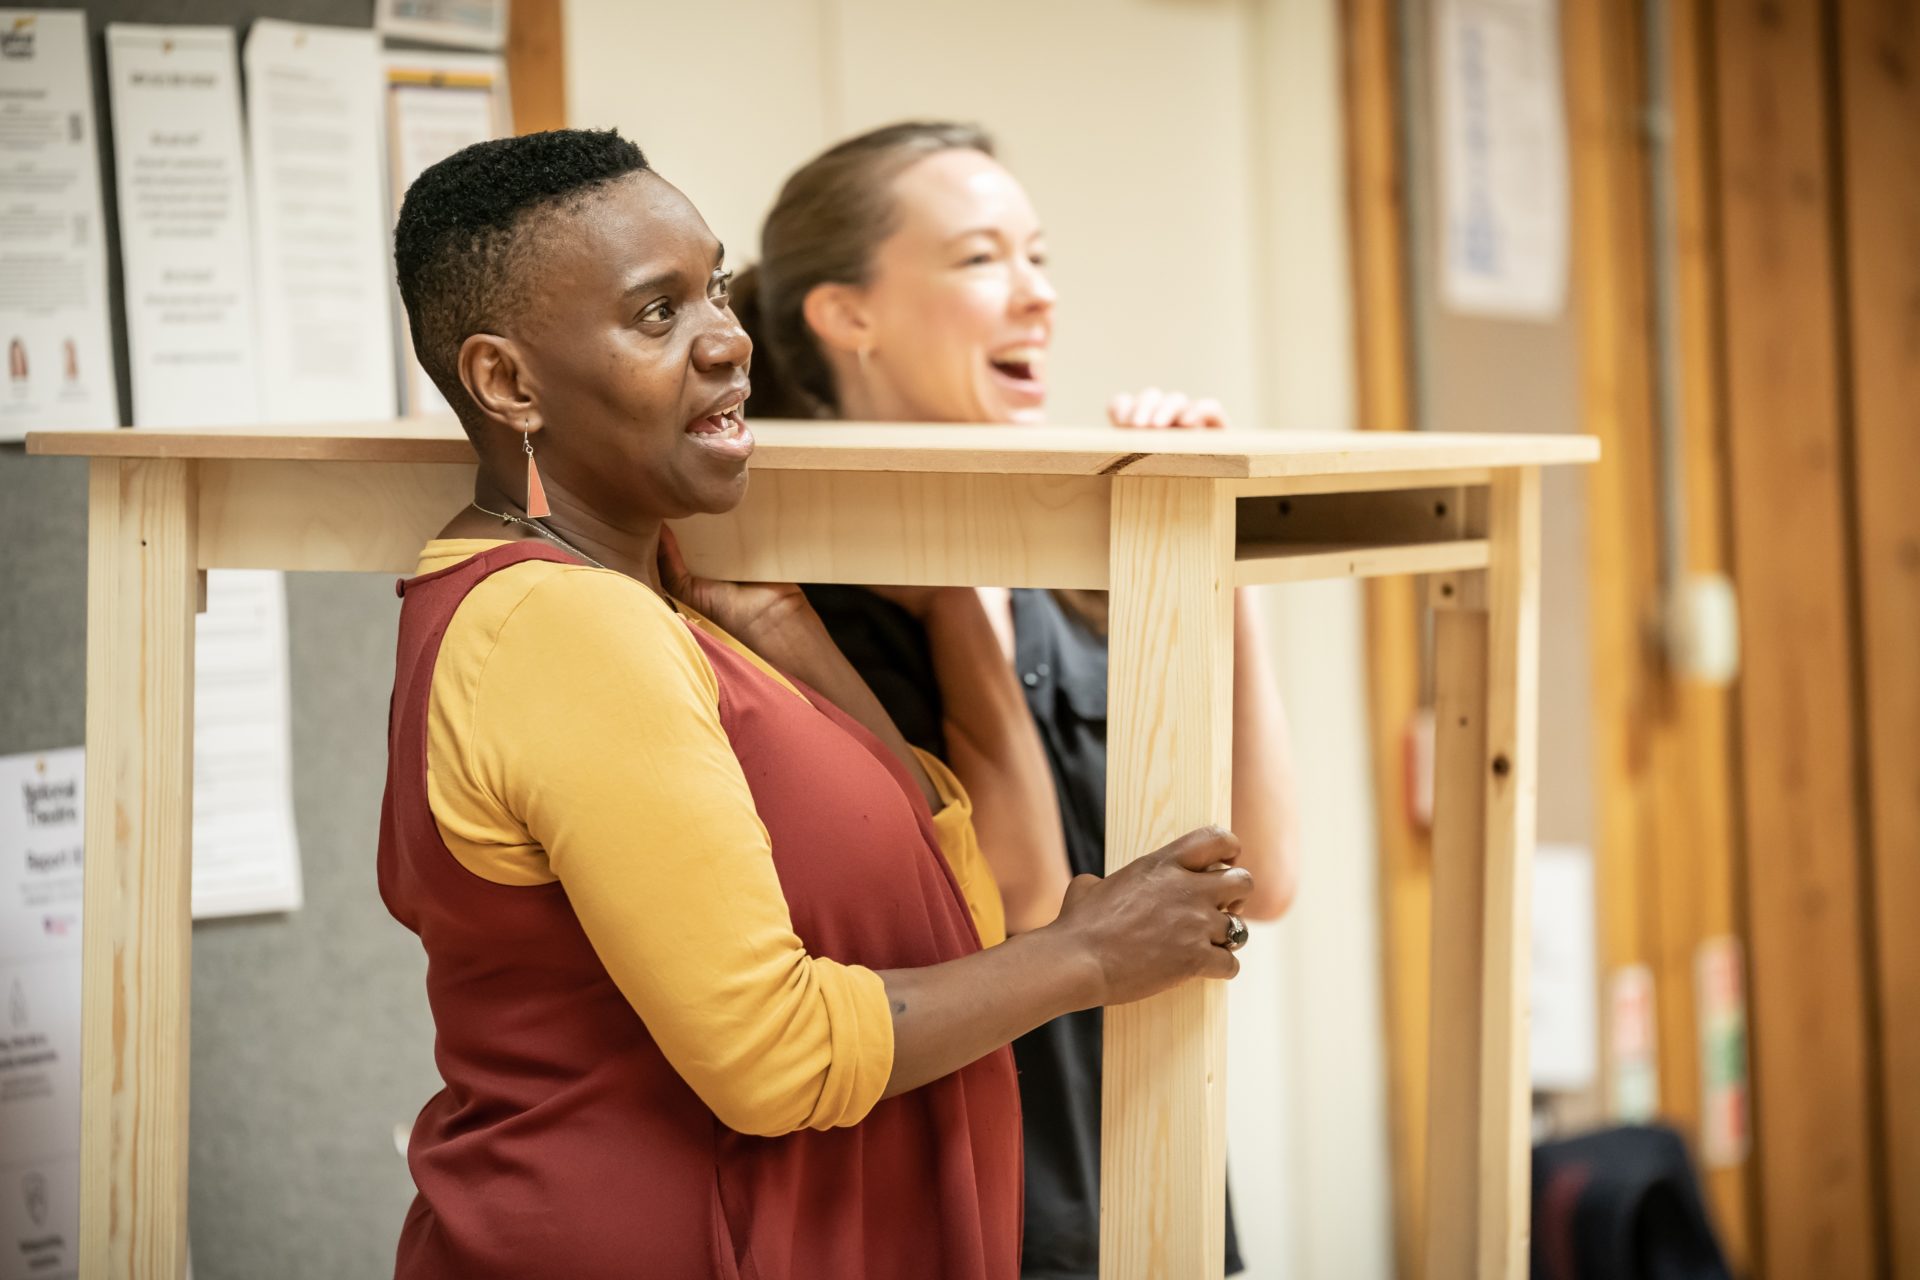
80, 459, 198, 1278
1100, 477, 1235, 1280
1234, 539, 1489, 586
1715, 0, 1880, 1271
1659, 0, 1752, 1260
1424, 596, 1490, 1280
1473, 469, 1541, 1280
26, 419, 1596, 478
1423, 471, 1541, 1280
675, 470, 1112, 589
505, 0, 566, 135
1338, 0, 1433, 1271
1836, 0, 1920, 1266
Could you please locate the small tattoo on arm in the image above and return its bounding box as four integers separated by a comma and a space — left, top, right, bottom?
890, 1000, 907, 1015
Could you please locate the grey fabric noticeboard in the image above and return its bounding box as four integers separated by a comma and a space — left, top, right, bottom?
4, 3, 444, 1276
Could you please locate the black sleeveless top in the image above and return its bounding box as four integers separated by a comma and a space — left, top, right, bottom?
806, 585, 1244, 1279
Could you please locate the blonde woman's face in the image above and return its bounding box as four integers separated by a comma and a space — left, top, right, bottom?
859, 149, 1055, 424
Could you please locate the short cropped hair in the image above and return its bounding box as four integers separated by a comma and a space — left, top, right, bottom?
394, 128, 650, 425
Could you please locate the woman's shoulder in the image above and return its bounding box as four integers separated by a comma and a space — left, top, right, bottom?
437, 549, 710, 690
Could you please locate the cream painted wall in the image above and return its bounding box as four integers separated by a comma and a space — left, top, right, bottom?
566, 4, 1389, 1277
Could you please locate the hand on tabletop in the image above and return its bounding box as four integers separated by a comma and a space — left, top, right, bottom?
1108, 387, 1229, 430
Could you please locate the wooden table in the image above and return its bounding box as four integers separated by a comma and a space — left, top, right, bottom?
27, 419, 1596, 1280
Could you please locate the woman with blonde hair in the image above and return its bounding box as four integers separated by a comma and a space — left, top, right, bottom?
735, 121, 1302, 1279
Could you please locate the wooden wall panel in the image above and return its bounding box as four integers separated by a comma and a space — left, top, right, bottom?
1563, 0, 1662, 1061
1835, 0, 1920, 1269
1565, 0, 1755, 1265
1657, 2, 1752, 1263
1713, 0, 1880, 1273
507, 0, 566, 134
1339, 3, 1428, 1276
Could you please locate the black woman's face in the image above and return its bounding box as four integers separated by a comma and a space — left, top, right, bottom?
514, 171, 752, 521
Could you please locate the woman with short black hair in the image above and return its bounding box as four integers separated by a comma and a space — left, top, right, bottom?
381, 127, 1254, 1280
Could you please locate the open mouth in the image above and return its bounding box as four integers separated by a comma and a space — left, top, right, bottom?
988, 344, 1046, 388
685, 399, 753, 460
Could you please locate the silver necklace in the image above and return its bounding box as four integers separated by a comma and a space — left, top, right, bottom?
466, 502, 681, 613
468, 501, 612, 570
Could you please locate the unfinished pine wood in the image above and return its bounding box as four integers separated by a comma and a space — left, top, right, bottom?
1425, 589, 1491, 1280
1427, 570, 1489, 614
1234, 539, 1489, 586
26, 420, 1597, 479
1235, 485, 1477, 544
1837, 0, 1920, 1267
1476, 469, 1541, 1280
505, 0, 566, 135
1338, 0, 1433, 1270
1715, 0, 1880, 1272
80, 459, 198, 1278
198, 460, 473, 573
196, 461, 1113, 588
1221, 465, 1487, 498
674, 470, 1112, 589
1100, 476, 1235, 1280
1425, 473, 1540, 1280
31, 418, 1590, 1280
1422, 469, 1542, 1280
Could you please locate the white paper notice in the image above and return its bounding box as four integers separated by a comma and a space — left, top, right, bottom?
375, 0, 506, 52
384, 51, 509, 416
1530, 842, 1597, 1091
104, 25, 260, 427
0, 12, 120, 440
0, 747, 83, 1280
245, 21, 396, 425
1434, 0, 1569, 318
192, 570, 303, 919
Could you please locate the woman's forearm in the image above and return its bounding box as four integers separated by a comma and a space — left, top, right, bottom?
878, 824, 1251, 1098
1231, 591, 1301, 920
923, 590, 1072, 933
877, 924, 1095, 1098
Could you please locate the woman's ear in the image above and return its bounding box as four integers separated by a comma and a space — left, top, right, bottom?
458, 333, 542, 432
801, 282, 875, 360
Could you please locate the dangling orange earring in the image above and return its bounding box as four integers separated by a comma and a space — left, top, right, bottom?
523, 430, 551, 518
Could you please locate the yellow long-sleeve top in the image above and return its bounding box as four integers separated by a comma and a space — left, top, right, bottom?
416, 539, 1006, 1138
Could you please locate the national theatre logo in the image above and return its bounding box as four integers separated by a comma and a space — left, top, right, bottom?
0, 16, 35, 60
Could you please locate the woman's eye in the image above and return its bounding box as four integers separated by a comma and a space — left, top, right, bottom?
1029, 252, 1049, 268
708, 270, 734, 302
639, 300, 673, 325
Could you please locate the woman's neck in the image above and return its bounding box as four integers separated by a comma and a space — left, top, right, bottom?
463, 475, 669, 595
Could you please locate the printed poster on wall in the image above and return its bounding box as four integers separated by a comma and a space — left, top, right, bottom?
104, 23, 262, 427
244, 20, 397, 425
1433, 0, 1569, 318
0, 11, 120, 439
375, 0, 506, 51
382, 50, 510, 416
0, 746, 83, 1280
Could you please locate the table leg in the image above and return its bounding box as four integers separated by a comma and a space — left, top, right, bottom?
79, 458, 198, 1279
1099, 476, 1236, 1280
1425, 468, 1540, 1280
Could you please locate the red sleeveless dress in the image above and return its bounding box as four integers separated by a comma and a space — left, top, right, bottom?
378, 542, 1022, 1279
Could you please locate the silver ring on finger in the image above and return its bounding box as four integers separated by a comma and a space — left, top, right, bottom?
1221, 912, 1249, 952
